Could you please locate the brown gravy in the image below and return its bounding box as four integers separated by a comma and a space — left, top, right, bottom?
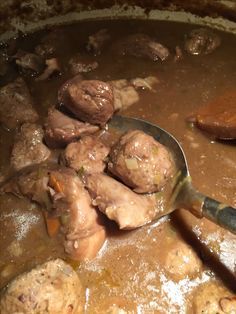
0, 19, 236, 313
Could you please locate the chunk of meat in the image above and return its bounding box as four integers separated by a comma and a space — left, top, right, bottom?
130, 76, 159, 90
115, 33, 170, 61
109, 76, 159, 111
162, 240, 202, 281
13, 50, 45, 75
36, 58, 60, 81
0, 78, 38, 130
111, 77, 159, 111
191, 281, 236, 314
35, 42, 55, 58
68, 53, 98, 75
0, 166, 52, 207
87, 29, 110, 55
0, 259, 84, 314
48, 169, 106, 260
58, 77, 114, 126
63, 136, 109, 174
110, 79, 140, 112
44, 108, 99, 148
85, 173, 159, 230
188, 91, 236, 139
11, 123, 51, 171
108, 130, 175, 193
184, 28, 221, 55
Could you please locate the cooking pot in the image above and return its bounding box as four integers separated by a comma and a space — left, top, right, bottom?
0, 1, 236, 313
1, 0, 236, 40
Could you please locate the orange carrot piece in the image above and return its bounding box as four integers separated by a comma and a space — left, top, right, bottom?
49, 173, 64, 193
43, 212, 60, 237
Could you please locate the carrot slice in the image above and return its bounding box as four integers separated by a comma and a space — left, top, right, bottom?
49, 173, 64, 193
43, 212, 60, 237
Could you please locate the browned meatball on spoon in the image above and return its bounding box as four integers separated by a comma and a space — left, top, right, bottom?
108, 130, 175, 193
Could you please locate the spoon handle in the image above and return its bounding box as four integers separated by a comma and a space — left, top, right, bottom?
202, 197, 236, 234
176, 178, 236, 234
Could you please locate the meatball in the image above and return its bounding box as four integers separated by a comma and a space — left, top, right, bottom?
0, 259, 84, 314
114, 33, 170, 61
44, 108, 99, 148
108, 130, 175, 193
58, 77, 114, 126
63, 136, 110, 174
11, 123, 51, 171
163, 241, 202, 281
184, 28, 221, 55
191, 281, 236, 314
85, 173, 158, 230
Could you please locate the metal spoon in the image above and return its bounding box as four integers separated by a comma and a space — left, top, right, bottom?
109, 115, 236, 234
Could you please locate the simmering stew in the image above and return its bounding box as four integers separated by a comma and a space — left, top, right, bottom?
0, 19, 236, 313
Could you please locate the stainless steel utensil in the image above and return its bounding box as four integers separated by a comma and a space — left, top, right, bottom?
109, 115, 236, 234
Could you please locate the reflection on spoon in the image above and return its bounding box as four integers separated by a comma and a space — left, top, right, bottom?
109, 115, 236, 234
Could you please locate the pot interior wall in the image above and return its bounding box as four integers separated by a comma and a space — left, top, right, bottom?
0, 0, 236, 39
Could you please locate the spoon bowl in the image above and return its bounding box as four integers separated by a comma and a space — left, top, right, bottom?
109, 115, 236, 234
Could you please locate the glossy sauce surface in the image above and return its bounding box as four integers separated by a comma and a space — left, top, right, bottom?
0, 19, 236, 313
